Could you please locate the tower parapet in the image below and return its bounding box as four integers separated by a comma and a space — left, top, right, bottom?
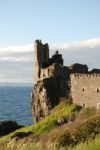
71, 73, 100, 79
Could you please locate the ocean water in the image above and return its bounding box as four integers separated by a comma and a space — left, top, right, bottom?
0, 86, 33, 126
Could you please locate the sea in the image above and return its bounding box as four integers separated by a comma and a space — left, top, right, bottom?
0, 86, 33, 126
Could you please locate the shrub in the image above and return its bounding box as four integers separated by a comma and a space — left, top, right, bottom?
71, 114, 100, 145
56, 131, 71, 149
56, 114, 100, 148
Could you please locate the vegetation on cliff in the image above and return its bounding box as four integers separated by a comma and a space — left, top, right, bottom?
0, 101, 100, 150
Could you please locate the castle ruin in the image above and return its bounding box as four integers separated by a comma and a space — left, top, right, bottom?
32, 40, 100, 123
34, 40, 63, 82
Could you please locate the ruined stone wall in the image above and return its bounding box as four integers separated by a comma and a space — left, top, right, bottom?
34, 40, 49, 82
40, 63, 70, 79
34, 40, 43, 82
71, 74, 100, 109
42, 44, 49, 65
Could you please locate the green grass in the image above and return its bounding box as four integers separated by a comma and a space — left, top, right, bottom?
68, 135, 100, 150
0, 101, 79, 141
0, 102, 100, 150
1, 136, 100, 150
47, 136, 100, 150
20, 101, 78, 135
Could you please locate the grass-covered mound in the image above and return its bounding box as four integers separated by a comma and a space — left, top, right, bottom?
0, 102, 100, 150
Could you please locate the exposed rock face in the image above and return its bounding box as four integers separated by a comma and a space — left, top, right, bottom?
0, 121, 23, 137
32, 64, 70, 123
89, 68, 100, 73
70, 63, 88, 73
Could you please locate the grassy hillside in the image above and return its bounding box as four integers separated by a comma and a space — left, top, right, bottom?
0, 101, 100, 150
68, 135, 100, 150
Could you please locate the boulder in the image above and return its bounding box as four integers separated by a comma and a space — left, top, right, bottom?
0, 120, 24, 137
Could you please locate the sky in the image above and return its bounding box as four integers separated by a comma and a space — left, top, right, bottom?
0, 0, 100, 85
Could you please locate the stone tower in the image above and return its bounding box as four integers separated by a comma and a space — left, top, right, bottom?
34, 40, 49, 82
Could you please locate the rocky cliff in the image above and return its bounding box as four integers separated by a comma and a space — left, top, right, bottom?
32, 64, 70, 122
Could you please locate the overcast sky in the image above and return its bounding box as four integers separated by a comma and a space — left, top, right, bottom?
0, 0, 100, 85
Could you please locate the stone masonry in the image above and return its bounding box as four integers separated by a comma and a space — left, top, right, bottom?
71, 74, 100, 109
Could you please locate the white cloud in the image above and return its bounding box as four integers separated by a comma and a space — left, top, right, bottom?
0, 44, 33, 62
0, 38, 100, 84
0, 56, 33, 62
49, 38, 100, 69
0, 44, 33, 53
50, 38, 100, 51
0, 38, 100, 62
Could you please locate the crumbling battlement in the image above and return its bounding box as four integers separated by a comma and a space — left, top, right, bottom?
71, 73, 100, 78
34, 40, 49, 82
